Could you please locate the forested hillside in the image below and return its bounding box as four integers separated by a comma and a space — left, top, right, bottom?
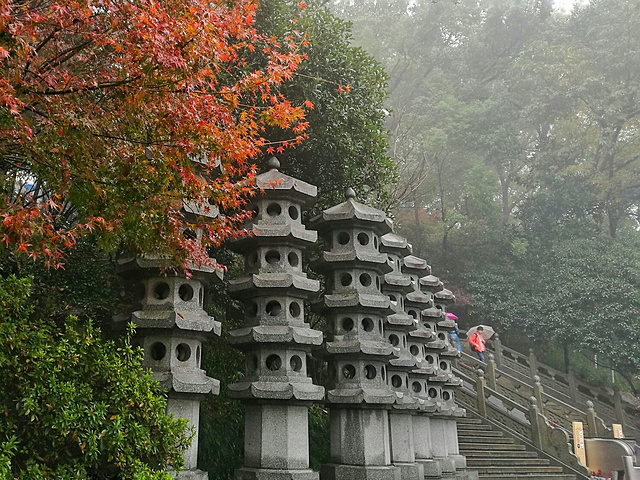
331, 0, 640, 390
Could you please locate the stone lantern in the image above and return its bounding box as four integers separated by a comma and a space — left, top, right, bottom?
116, 157, 223, 480
430, 288, 466, 476
379, 233, 424, 480
311, 189, 399, 480
226, 157, 325, 480
399, 255, 441, 479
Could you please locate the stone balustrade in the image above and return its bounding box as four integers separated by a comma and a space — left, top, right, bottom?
476, 334, 639, 439
454, 366, 590, 479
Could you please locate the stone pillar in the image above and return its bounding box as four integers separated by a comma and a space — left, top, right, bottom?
311, 189, 400, 480
492, 333, 503, 367
529, 348, 538, 379
380, 233, 423, 480
227, 158, 325, 480
486, 354, 497, 390
533, 376, 545, 416
116, 158, 224, 479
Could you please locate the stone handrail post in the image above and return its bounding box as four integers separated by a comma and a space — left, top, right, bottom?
492, 333, 503, 367
476, 370, 488, 417
567, 367, 578, 403
585, 401, 599, 437
529, 348, 538, 379
529, 396, 544, 449
486, 354, 497, 390
533, 375, 545, 416
529, 397, 591, 478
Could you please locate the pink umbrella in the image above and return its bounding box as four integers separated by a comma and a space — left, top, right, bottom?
445, 312, 458, 320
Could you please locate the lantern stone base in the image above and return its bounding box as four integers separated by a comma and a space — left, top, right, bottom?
391, 462, 423, 480
320, 464, 401, 480
236, 468, 319, 480
435, 457, 456, 476
176, 469, 209, 480
416, 459, 441, 478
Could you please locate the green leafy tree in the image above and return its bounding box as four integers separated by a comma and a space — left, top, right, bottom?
255, 0, 395, 209
0, 275, 191, 479
466, 228, 640, 391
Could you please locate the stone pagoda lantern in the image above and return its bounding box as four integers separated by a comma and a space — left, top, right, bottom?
311, 188, 399, 480
430, 287, 466, 475
399, 255, 441, 478
379, 233, 424, 480
116, 156, 223, 480
226, 157, 325, 480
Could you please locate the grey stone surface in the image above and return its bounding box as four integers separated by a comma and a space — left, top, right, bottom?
380, 233, 411, 254
419, 275, 443, 292
118, 269, 220, 478
167, 398, 201, 469
236, 468, 318, 480
389, 412, 417, 463
311, 195, 392, 233
312, 193, 402, 480
254, 157, 318, 200
229, 273, 320, 295
402, 255, 431, 273
329, 408, 393, 465
430, 418, 457, 474
244, 404, 312, 469
321, 464, 400, 480
228, 325, 323, 346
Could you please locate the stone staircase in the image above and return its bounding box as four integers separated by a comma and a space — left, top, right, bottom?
451, 335, 640, 479
457, 416, 577, 480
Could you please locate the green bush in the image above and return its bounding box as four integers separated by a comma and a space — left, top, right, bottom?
0, 275, 191, 480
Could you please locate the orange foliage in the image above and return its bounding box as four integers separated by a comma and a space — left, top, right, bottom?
0, 0, 310, 268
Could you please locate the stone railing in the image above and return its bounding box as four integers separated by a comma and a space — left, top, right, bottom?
464, 333, 639, 439
455, 366, 590, 479
459, 352, 612, 438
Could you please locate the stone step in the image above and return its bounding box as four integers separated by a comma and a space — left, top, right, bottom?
456, 417, 483, 424
473, 466, 565, 475
459, 442, 526, 451
476, 475, 576, 480
458, 430, 505, 437
456, 423, 494, 431
459, 435, 515, 444
461, 450, 538, 459
467, 457, 551, 467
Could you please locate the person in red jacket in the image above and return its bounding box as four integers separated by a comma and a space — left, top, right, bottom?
468, 326, 486, 362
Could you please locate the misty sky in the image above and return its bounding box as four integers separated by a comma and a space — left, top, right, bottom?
553, 0, 589, 13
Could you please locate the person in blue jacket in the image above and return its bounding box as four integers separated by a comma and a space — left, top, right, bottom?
449, 323, 463, 352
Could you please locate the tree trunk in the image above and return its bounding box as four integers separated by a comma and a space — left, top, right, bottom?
618, 370, 638, 396
563, 342, 571, 373
412, 191, 423, 255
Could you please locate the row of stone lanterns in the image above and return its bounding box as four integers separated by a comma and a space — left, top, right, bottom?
225, 160, 470, 480
118, 159, 470, 480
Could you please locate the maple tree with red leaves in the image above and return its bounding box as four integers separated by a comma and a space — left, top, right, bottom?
0, 0, 311, 268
